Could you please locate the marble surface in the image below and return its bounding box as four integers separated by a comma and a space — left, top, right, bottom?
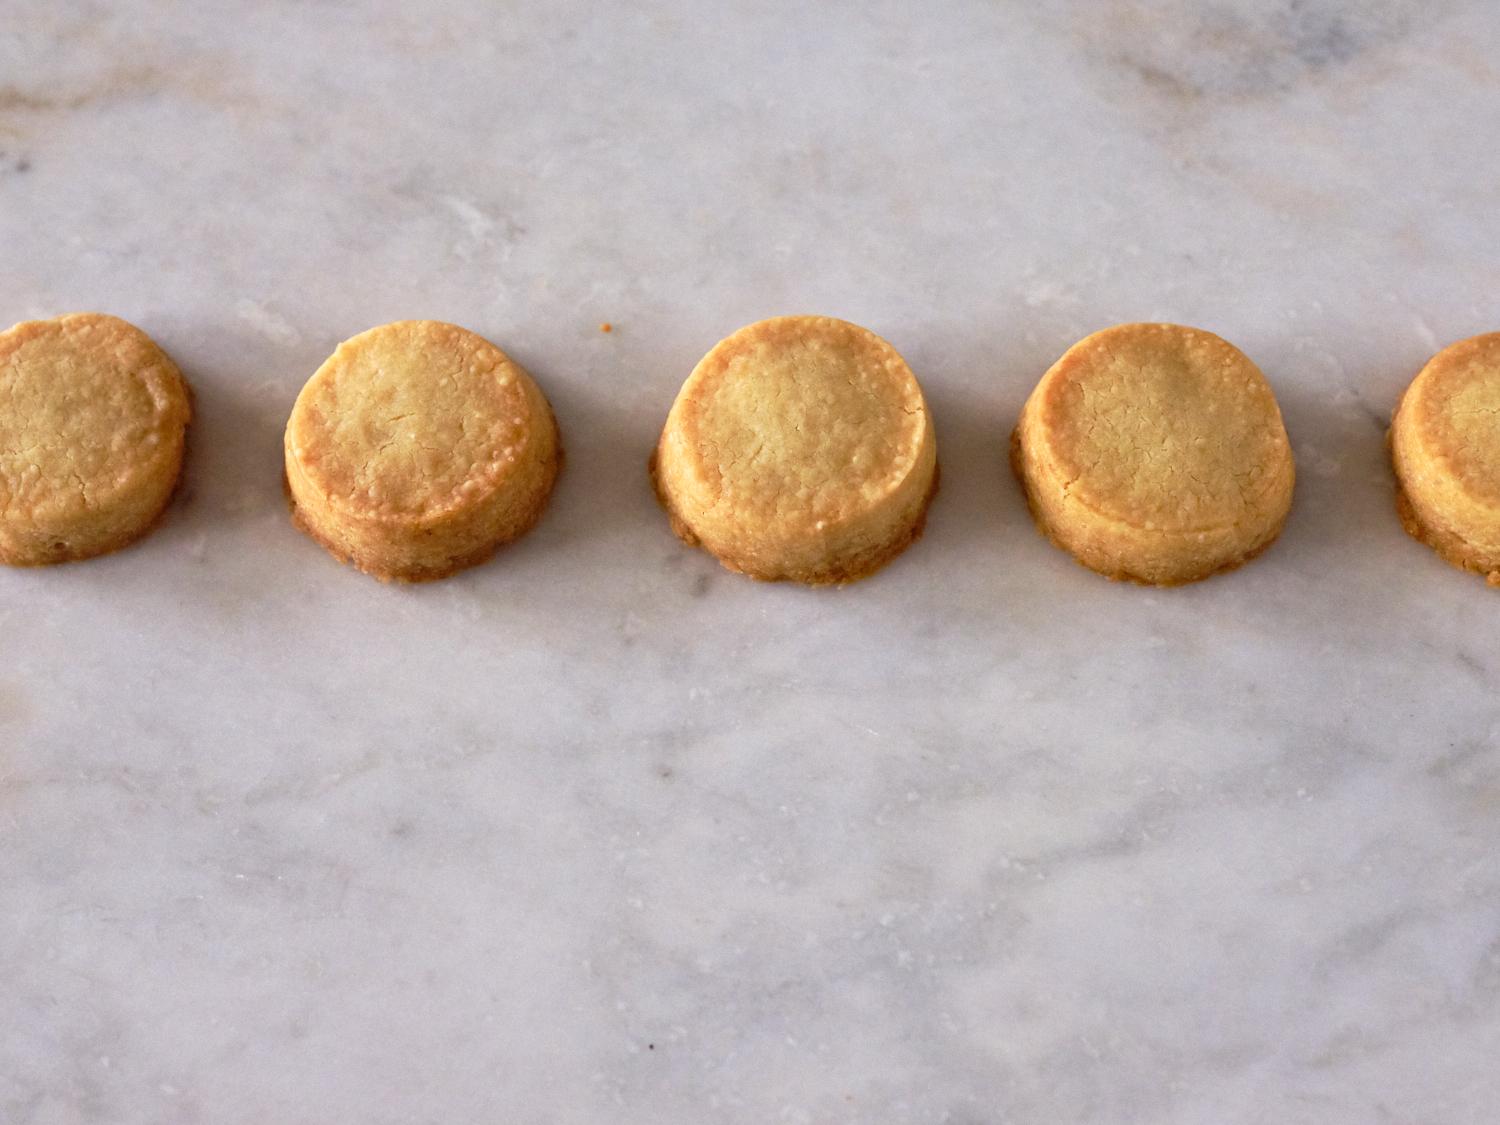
3, 1, 1500, 1121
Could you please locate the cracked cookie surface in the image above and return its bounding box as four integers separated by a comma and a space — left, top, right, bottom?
285, 320, 560, 582
0, 312, 191, 566
1013, 322, 1294, 585
1389, 331, 1500, 585
652, 315, 937, 585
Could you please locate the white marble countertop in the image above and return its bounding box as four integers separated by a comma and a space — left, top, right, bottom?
4, 2, 1499, 1121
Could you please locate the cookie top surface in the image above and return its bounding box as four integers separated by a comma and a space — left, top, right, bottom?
1399, 332, 1500, 508
664, 316, 929, 526
0, 313, 190, 522
1031, 323, 1291, 533
286, 320, 539, 521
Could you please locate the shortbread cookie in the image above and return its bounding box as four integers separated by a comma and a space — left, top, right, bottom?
1012, 322, 1294, 585
0, 312, 191, 566
285, 320, 561, 581
651, 315, 937, 585
1390, 331, 1500, 585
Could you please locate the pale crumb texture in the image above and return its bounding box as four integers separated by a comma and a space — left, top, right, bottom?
1014, 322, 1294, 585
284, 320, 561, 582
1389, 331, 1500, 584
652, 315, 938, 585
0, 312, 191, 566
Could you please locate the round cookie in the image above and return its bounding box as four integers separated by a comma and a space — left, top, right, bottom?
651, 315, 938, 585
1012, 322, 1295, 585
1389, 331, 1500, 585
284, 320, 561, 582
0, 312, 191, 567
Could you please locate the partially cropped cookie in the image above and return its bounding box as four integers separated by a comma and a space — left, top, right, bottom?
651, 315, 937, 585
0, 313, 191, 566
284, 320, 561, 582
1012, 323, 1294, 585
1390, 331, 1500, 585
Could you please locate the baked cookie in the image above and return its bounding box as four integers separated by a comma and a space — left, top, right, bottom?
651, 315, 937, 585
1012, 322, 1295, 585
284, 320, 561, 582
0, 312, 191, 566
1389, 331, 1500, 585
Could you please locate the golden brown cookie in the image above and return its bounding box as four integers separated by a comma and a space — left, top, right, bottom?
651, 315, 937, 585
0, 312, 191, 567
284, 320, 561, 582
1012, 323, 1295, 585
1389, 331, 1500, 585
